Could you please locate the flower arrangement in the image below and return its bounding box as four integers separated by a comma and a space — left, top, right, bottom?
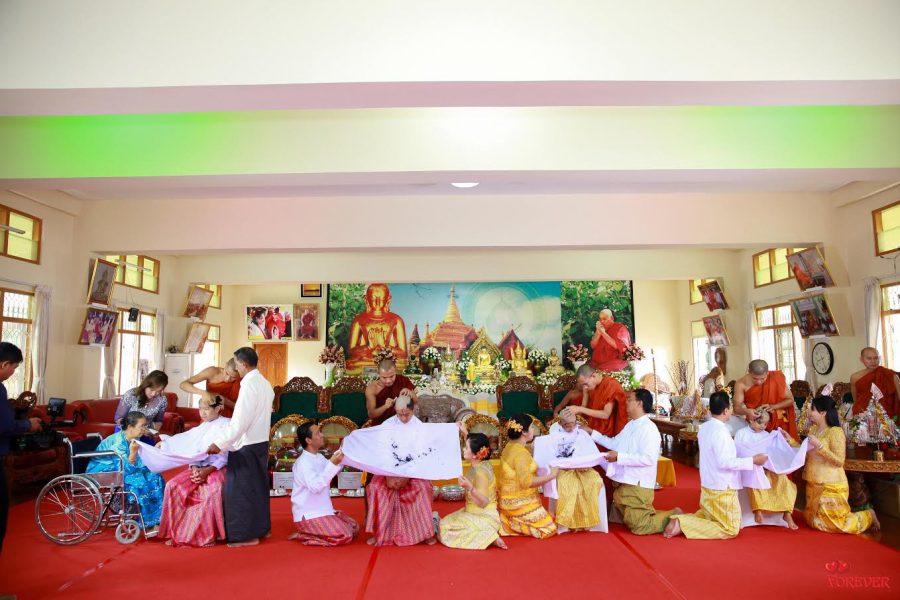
600, 370, 639, 391
527, 348, 547, 364
496, 356, 510, 372
372, 346, 396, 365
666, 360, 694, 396
421, 346, 441, 362
537, 371, 561, 387
622, 344, 645, 362
318, 345, 345, 365
466, 382, 499, 395
566, 343, 589, 363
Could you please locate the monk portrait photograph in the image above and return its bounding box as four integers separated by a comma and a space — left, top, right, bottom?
786, 247, 835, 291
698, 280, 729, 311
702, 315, 730, 347
183, 285, 214, 320
86, 258, 117, 306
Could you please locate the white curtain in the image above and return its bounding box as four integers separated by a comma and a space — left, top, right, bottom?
100, 325, 118, 398
864, 277, 882, 349
154, 309, 166, 371
746, 303, 759, 361
29, 285, 51, 404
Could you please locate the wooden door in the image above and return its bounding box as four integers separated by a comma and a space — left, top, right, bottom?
253, 343, 288, 387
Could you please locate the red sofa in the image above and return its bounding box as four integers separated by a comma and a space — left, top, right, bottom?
33, 393, 187, 439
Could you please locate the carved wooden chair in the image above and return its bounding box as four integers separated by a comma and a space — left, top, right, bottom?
326, 376, 369, 427
547, 374, 577, 413
497, 375, 552, 423
271, 376, 326, 426
790, 379, 812, 409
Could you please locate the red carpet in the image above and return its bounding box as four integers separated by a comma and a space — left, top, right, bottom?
2, 463, 898, 599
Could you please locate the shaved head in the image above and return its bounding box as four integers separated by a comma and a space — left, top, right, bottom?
748, 359, 768, 375
576, 363, 597, 380
599, 309, 613, 319
377, 359, 396, 373
860, 347, 879, 358
559, 411, 576, 425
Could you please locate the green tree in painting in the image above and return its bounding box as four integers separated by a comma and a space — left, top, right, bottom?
326, 283, 367, 351
560, 281, 634, 366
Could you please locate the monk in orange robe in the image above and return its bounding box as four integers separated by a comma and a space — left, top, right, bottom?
850, 347, 900, 419
561, 364, 627, 437
733, 359, 797, 441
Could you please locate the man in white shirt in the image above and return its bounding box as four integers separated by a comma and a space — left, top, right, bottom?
664, 392, 767, 539
585, 388, 682, 535
207, 347, 275, 547
289, 422, 359, 546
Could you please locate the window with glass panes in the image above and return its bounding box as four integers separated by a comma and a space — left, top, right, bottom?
753, 247, 810, 288
689, 279, 715, 305
880, 282, 900, 370
194, 325, 221, 375
0, 204, 42, 263
755, 303, 805, 382
197, 284, 221, 309
691, 320, 715, 377
873, 201, 900, 256
116, 309, 156, 393
104, 255, 159, 293
0, 289, 34, 397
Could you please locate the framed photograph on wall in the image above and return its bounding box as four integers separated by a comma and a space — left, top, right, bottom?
790, 294, 840, 337
183, 285, 215, 320
183, 322, 212, 353
301, 283, 322, 298
77, 307, 119, 347
697, 280, 729, 311
86, 258, 117, 306
786, 247, 835, 291
247, 305, 294, 341
702, 315, 730, 347
294, 303, 321, 341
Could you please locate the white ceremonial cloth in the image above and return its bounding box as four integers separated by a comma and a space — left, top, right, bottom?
734, 427, 809, 489
534, 428, 603, 499
137, 416, 231, 473
341, 415, 462, 479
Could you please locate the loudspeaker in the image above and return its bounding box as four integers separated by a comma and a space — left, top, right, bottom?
127, 307, 140, 322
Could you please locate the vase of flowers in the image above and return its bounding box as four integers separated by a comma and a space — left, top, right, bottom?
622, 344, 645, 363
527, 348, 547, 375
421, 346, 441, 373
319, 345, 345, 388
372, 346, 396, 365
567, 343, 589, 371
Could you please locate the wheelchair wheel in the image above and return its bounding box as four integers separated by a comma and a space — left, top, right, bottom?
115, 519, 142, 544
35, 475, 103, 545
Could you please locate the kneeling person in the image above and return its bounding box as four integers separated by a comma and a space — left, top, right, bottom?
290, 422, 359, 546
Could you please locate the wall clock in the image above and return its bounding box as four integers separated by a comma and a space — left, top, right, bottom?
812, 342, 834, 375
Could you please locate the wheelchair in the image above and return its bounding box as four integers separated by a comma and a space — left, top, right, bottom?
34, 435, 147, 545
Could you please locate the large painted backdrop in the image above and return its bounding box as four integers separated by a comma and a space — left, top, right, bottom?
327, 281, 634, 375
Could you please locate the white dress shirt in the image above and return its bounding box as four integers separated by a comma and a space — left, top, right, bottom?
697, 417, 754, 490
291, 450, 341, 522
214, 369, 274, 451
590, 414, 661, 489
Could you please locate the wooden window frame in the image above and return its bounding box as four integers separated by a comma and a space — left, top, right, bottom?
115, 308, 157, 392
0, 203, 43, 264
198, 284, 222, 309
872, 199, 900, 257
879, 281, 900, 369
752, 247, 811, 288
106, 255, 160, 294
755, 301, 801, 379
0, 287, 35, 392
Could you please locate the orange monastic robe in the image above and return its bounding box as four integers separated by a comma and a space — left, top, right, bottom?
586, 377, 627, 437
853, 366, 899, 419
743, 371, 797, 441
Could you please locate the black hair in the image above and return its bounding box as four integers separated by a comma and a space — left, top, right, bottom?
507, 413, 532, 440
709, 391, 731, 415
811, 395, 840, 428
234, 346, 259, 367
132, 370, 168, 408
119, 410, 147, 430
209, 395, 224, 408
0, 341, 24, 364
633, 388, 654, 414
467, 432, 490, 458
297, 421, 316, 450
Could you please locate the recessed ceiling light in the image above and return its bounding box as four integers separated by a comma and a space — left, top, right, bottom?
451, 182, 479, 188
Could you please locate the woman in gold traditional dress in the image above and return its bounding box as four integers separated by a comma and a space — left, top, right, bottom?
498, 413, 558, 539
438, 430, 507, 550
804, 396, 880, 534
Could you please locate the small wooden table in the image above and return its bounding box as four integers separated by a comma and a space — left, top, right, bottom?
843, 454, 900, 510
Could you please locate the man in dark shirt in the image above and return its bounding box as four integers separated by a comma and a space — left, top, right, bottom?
0, 342, 42, 553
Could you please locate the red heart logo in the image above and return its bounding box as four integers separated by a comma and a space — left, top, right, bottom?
824, 561, 838, 573
838, 562, 848, 573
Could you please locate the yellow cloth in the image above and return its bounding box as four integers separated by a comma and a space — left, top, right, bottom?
804, 482, 875, 535
498, 442, 556, 539
671, 487, 741, 539
656, 456, 676, 487
556, 468, 601, 529
611, 483, 677, 535
439, 462, 501, 550
747, 470, 797, 513
803, 426, 849, 485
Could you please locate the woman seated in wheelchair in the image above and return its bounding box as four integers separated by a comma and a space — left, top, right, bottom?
86, 411, 165, 535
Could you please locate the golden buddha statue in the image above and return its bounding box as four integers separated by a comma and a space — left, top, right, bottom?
441, 347, 459, 384
346, 283, 408, 373
544, 347, 566, 376
510, 343, 532, 377
473, 346, 497, 384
